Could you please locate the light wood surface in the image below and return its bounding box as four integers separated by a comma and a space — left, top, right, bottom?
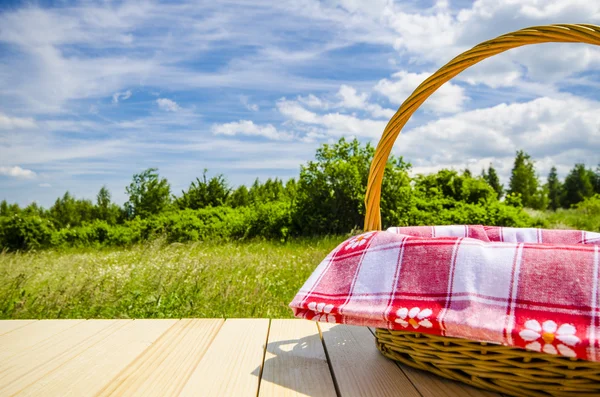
17, 319, 177, 397
0, 320, 37, 336
0, 319, 505, 396
259, 319, 336, 397
96, 319, 223, 397
180, 319, 269, 397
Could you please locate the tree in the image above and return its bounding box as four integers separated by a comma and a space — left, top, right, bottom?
594, 164, 600, 194
561, 164, 595, 208
508, 150, 545, 209
0, 200, 8, 217
175, 170, 230, 210
293, 137, 412, 234
248, 178, 286, 204
49, 191, 94, 228
95, 186, 121, 224
227, 185, 250, 207
545, 166, 562, 211
23, 202, 45, 217
125, 168, 171, 218
414, 169, 496, 204
483, 164, 503, 199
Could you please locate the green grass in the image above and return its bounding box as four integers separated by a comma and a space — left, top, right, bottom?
0, 236, 344, 320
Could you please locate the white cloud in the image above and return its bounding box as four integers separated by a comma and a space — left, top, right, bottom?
39, 183, 51, 187
298, 94, 326, 109
277, 99, 386, 139
374, 71, 467, 113
394, 96, 600, 182
212, 120, 291, 140
240, 95, 259, 111
337, 85, 368, 108
112, 90, 132, 103
336, 85, 396, 119
156, 98, 180, 112
0, 113, 37, 129
0, 166, 36, 179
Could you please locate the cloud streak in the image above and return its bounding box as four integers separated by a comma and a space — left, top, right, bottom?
0, 166, 36, 179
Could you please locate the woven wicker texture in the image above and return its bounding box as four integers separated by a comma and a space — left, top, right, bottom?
366, 24, 600, 396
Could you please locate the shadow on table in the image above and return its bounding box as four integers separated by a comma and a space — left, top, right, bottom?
251, 326, 338, 396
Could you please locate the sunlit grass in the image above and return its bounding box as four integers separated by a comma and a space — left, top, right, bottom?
0, 236, 343, 319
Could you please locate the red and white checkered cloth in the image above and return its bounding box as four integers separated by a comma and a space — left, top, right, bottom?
290, 225, 600, 361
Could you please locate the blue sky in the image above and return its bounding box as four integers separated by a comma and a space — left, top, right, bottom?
1, 0, 599, 207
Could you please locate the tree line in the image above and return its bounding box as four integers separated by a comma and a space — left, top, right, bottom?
1, 138, 599, 251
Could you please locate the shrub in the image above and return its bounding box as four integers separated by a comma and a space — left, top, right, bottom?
0, 215, 55, 251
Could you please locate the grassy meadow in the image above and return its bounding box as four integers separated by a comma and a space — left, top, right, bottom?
0, 202, 597, 320
0, 236, 343, 320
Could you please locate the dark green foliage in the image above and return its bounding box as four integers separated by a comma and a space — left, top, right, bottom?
0, 201, 22, 217
546, 166, 562, 211
49, 192, 96, 228
125, 168, 172, 218
248, 178, 288, 204
508, 150, 546, 209
227, 185, 250, 207
561, 164, 595, 208
293, 138, 373, 234
95, 186, 122, 225
594, 165, 600, 194
175, 170, 230, 210
413, 169, 496, 204
0, 215, 55, 251
482, 164, 503, 199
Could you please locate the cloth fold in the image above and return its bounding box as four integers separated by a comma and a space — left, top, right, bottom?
290, 225, 600, 361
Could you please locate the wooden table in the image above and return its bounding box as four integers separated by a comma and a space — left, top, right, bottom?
0, 319, 502, 396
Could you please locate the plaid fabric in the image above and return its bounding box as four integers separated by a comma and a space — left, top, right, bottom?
290, 225, 600, 361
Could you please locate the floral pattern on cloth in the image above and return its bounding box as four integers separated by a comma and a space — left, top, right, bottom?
290, 225, 600, 362
307, 302, 336, 323
519, 320, 580, 357
395, 307, 434, 329
344, 231, 376, 251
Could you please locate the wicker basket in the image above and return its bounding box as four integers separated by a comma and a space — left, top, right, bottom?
364, 24, 600, 397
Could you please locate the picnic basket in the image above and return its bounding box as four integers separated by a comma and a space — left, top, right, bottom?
364, 24, 600, 397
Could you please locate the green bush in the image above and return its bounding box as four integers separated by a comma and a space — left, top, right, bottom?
0, 215, 55, 251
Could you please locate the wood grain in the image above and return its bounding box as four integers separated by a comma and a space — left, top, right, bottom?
0, 320, 126, 396
319, 323, 421, 397
0, 320, 37, 336
96, 318, 223, 397
16, 319, 177, 397
180, 318, 269, 397
259, 319, 337, 397
0, 319, 83, 363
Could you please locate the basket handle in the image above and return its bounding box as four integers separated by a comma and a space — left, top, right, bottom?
364, 24, 600, 231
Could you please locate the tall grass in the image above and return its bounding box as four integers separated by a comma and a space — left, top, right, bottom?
0, 236, 343, 319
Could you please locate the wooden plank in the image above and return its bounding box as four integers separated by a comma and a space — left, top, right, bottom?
319, 323, 421, 397
97, 318, 223, 397
180, 318, 270, 397
16, 319, 177, 397
0, 319, 84, 362
259, 319, 336, 397
399, 364, 502, 397
0, 320, 127, 396
0, 320, 37, 336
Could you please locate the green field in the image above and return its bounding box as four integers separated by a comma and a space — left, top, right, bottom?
1, 199, 597, 320
0, 236, 343, 320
